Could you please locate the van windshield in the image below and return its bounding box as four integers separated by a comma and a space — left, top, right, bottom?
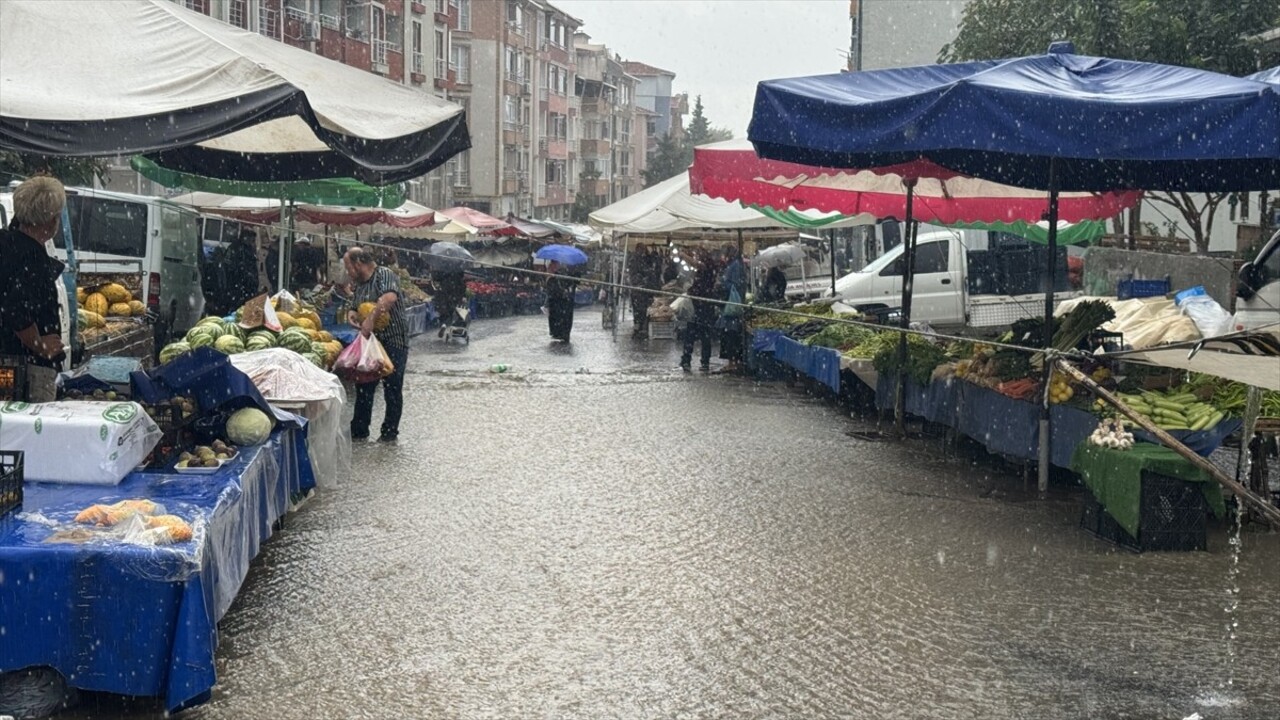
60, 195, 147, 258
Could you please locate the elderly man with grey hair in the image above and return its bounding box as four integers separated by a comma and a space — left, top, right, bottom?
0, 176, 68, 401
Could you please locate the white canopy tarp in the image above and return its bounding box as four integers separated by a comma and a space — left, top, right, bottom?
0, 0, 469, 183
589, 172, 876, 235
1126, 330, 1280, 391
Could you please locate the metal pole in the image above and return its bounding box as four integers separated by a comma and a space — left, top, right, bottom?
896, 179, 918, 437
1038, 159, 1060, 495
829, 231, 837, 297
60, 204, 79, 361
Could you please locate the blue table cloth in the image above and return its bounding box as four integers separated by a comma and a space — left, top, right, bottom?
0, 428, 315, 713
772, 336, 842, 393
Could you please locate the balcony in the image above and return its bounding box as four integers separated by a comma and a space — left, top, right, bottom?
372, 39, 397, 73
434, 57, 448, 88
454, 62, 470, 85
411, 1, 426, 13
579, 138, 610, 157
256, 7, 280, 40
452, 169, 470, 188
542, 183, 568, 206
579, 177, 609, 197
411, 52, 426, 83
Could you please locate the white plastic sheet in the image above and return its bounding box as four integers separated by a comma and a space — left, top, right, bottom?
229, 349, 350, 487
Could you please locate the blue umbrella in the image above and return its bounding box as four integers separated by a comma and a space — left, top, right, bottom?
534, 244, 589, 266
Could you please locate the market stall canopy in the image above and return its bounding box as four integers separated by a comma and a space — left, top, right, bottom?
168, 192, 283, 224
748, 43, 1280, 192
690, 139, 1140, 226
1125, 330, 1280, 392
438, 207, 523, 236
1247, 66, 1280, 85
0, 0, 470, 184
504, 216, 558, 238
590, 171, 876, 235
131, 156, 404, 208
534, 218, 603, 244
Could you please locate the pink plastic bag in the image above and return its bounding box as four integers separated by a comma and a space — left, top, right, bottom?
333, 334, 395, 384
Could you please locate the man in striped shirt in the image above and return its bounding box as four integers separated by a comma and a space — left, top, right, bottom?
345, 247, 409, 442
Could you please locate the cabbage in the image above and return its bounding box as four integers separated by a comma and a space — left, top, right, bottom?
226, 408, 273, 446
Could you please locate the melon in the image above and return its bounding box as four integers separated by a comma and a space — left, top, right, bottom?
214, 335, 245, 355
278, 332, 313, 354
159, 341, 191, 364
84, 292, 109, 316
76, 287, 87, 305
107, 302, 132, 317
78, 310, 106, 329
226, 408, 273, 446
128, 300, 146, 316
294, 316, 317, 331
100, 282, 131, 304
275, 311, 296, 329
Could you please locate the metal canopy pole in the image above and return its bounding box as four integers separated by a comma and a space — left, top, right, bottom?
895, 179, 919, 437
1038, 159, 1061, 495
829, 230, 837, 297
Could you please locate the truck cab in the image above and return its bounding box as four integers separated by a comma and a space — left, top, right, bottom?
830, 228, 970, 325
1234, 229, 1280, 331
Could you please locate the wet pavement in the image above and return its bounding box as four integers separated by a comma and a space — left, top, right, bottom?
70, 312, 1280, 718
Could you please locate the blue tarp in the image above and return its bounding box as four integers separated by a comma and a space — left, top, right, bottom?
749, 44, 1280, 192
0, 429, 315, 713
772, 335, 842, 394
323, 302, 436, 345
1247, 66, 1280, 85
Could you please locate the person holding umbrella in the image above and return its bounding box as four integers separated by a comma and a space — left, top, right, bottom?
534, 244, 588, 343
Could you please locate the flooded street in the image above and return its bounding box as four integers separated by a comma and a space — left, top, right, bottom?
84, 314, 1280, 719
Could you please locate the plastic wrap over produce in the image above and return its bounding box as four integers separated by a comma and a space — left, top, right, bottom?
0, 401, 160, 485
230, 349, 349, 487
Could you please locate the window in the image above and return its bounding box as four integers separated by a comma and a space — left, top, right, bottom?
228, 0, 248, 28
1257, 238, 1280, 287
370, 3, 385, 42
452, 151, 471, 187
62, 196, 149, 258
878, 241, 949, 277
545, 161, 565, 185
435, 0, 445, 13
451, 44, 471, 84
504, 97, 521, 127
457, 0, 470, 30
506, 1, 523, 33
505, 46, 522, 81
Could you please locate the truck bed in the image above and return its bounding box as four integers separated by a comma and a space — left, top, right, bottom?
968, 291, 1081, 328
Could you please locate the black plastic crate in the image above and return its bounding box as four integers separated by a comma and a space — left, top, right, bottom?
0, 355, 28, 402
1, 450, 23, 517
1080, 471, 1208, 552
138, 403, 193, 471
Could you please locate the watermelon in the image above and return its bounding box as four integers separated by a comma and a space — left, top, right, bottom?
197, 316, 224, 327
245, 336, 273, 352
302, 353, 325, 368
278, 332, 313, 354
247, 330, 277, 346
159, 341, 191, 364
310, 341, 329, 357
214, 335, 245, 354
224, 323, 247, 343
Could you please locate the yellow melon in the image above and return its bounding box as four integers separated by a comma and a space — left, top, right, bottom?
76, 287, 87, 305
100, 283, 131, 304
317, 331, 333, 343
84, 292, 109, 316
107, 302, 133, 317
294, 316, 316, 331
357, 302, 390, 331
79, 310, 106, 329
128, 300, 146, 316
275, 311, 296, 329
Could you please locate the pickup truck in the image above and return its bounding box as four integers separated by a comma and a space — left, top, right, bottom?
827, 226, 1077, 328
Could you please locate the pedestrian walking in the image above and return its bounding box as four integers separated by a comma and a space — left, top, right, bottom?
0, 176, 67, 401
680, 250, 720, 372
716, 246, 748, 374
344, 247, 410, 442
544, 260, 578, 342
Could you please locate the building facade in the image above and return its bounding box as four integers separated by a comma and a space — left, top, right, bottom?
109, 1, 667, 220
622, 62, 686, 164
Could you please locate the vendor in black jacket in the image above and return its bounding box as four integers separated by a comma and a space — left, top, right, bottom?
0, 176, 68, 401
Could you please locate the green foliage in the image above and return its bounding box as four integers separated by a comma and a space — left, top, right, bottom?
0, 152, 108, 187
641, 95, 735, 188
571, 169, 602, 223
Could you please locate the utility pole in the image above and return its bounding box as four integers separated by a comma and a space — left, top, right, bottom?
848, 0, 863, 72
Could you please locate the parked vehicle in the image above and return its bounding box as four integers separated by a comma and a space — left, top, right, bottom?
1234, 229, 1280, 331
55, 188, 205, 345
827, 225, 1075, 328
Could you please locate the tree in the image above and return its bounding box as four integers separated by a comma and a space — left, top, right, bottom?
0, 152, 108, 187
940, 0, 1280, 253
643, 133, 687, 187
571, 169, 602, 223
685, 95, 712, 149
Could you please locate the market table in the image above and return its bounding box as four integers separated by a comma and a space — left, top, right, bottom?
771, 335, 842, 393
1071, 442, 1225, 540
0, 428, 315, 713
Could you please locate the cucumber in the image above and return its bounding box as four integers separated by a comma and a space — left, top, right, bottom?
1203, 411, 1224, 430
1189, 415, 1210, 432
1152, 399, 1188, 412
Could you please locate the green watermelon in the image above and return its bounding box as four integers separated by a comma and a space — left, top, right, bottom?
278, 332, 313, 354
188, 332, 215, 350
214, 335, 245, 354
246, 336, 273, 351
159, 341, 191, 364
247, 330, 277, 347
197, 316, 224, 327
302, 353, 324, 368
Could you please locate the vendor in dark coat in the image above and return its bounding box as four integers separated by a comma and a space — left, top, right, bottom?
680, 251, 720, 371
629, 244, 661, 339
760, 265, 789, 304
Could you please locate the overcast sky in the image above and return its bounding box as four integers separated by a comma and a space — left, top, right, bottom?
553, 0, 851, 137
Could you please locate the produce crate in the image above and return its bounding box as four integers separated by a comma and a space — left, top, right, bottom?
1117, 276, 1171, 300
649, 321, 677, 340
139, 403, 193, 471
1080, 471, 1208, 552
0, 450, 23, 517
0, 354, 28, 402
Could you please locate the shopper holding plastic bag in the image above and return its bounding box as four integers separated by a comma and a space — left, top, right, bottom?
343, 247, 410, 442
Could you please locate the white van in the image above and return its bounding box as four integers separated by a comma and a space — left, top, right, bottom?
829, 225, 1076, 328
1234, 229, 1280, 331
57, 188, 205, 344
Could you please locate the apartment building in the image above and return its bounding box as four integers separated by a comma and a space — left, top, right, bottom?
574, 32, 644, 210
450, 0, 581, 219
621, 62, 687, 163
